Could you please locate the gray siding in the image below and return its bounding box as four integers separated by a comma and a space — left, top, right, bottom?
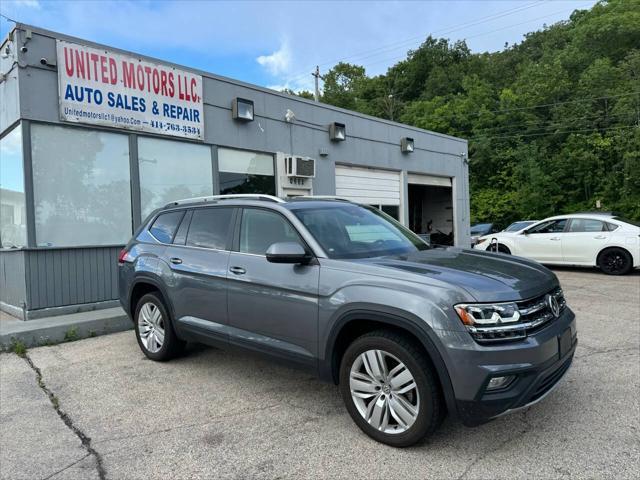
0, 250, 27, 309
24, 247, 121, 309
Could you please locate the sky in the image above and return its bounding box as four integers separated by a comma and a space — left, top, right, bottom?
0, 0, 598, 93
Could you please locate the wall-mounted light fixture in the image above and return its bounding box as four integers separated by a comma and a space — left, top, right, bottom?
401, 137, 414, 153
232, 97, 254, 122
329, 122, 346, 141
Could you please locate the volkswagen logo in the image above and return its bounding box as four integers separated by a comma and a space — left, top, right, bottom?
547, 294, 560, 318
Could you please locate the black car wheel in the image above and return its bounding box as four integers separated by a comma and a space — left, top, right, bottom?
598, 248, 633, 275
339, 330, 444, 447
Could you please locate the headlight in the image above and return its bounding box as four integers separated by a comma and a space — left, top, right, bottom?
475, 238, 488, 245
454, 302, 526, 342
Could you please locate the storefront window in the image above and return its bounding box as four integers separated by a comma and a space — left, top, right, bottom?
138, 137, 213, 218
31, 124, 132, 247
218, 148, 275, 196
0, 124, 26, 248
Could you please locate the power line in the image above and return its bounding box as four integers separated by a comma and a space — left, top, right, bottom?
283, 0, 548, 84
465, 91, 640, 118
469, 123, 637, 141
345, 3, 590, 75
467, 110, 637, 136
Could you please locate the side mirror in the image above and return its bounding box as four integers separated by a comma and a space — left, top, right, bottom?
266, 242, 311, 264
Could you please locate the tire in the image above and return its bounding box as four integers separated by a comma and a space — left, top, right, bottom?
339, 330, 444, 447
134, 292, 185, 361
597, 247, 633, 275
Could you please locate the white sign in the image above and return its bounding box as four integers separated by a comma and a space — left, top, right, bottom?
56, 40, 204, 140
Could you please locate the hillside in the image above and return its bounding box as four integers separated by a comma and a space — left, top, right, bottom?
313, 0, 640, 224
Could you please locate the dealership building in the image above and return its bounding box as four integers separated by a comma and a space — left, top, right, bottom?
0, 24, 469, 320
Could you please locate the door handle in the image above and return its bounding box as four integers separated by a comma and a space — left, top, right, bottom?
169, 257, 183, 265
594, 235, 606, 239
549, 237, 561, 241
229, 266, 246, 275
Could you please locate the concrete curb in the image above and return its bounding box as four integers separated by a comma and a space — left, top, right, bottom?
0, 307, 133, 349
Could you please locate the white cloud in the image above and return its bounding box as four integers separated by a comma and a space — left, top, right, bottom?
12, 0, 40, 8
256, 40, 291, 77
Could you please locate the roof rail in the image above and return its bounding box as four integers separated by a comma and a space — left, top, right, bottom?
166, 194, 285, 207
292, 195, 355, 202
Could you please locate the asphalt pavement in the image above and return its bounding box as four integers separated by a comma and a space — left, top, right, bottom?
1, 268, 639, 479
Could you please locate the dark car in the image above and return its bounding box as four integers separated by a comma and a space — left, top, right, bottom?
470, 222, 499, 246
118, 195, 577, 447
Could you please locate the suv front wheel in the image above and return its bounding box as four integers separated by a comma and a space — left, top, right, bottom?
339, 330, 444, 447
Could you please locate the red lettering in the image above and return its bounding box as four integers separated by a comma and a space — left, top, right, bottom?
144, 66, 152, 92
100, 56, 109, 84
152, 68, 160, 94
160, 70, 168, 96
75, 50, 85, 79
90, 53, 100, 82
122, 61, 135, 88
190, 78, 198, 103
86, 52, 91, 80
63, 47, 74, 77
136, 65, 145, 90
109, 58, 117, 85
168, 72, 175, 97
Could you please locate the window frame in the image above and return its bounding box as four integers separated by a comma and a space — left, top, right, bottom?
30, 122, 134, 248
526, 219, 569, 234
567, 218, 607, 233
147, 210, 186, 244
232, 207, 312, 258
181, 205, 237, 252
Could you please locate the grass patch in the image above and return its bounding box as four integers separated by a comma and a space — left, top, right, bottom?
9, 338, 28, 357
63, 327, 79, 342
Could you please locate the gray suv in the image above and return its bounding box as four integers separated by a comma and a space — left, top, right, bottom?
118, 195, 577, 447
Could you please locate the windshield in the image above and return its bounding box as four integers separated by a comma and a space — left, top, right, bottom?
505, 221, 535, 232
613, 216, 640, 227
470, 223, 491, 234
292, 204, 429, 259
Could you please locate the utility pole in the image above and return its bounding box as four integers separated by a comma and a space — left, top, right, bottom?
312, 66, 320, 102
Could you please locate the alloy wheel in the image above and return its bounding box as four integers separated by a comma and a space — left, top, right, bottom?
137, 302, 165, 353
602, 250, 627, 274
349, 349, 420, 434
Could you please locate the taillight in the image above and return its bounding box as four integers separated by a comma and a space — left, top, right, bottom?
118, 248, 130, 264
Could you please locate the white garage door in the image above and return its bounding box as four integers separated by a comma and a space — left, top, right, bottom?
335, 165, 401, 206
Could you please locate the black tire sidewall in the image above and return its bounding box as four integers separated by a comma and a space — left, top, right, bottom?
339, 334, 439, 447
598, 248, 632, 275
134, 293, 180, 361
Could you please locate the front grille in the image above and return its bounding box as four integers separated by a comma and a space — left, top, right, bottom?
472, 287, 566, 343
518, 286, 566, 334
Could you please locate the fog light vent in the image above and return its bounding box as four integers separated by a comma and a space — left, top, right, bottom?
487, 375, 515, 391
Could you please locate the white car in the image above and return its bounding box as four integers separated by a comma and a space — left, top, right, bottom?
472, 213, 640, 275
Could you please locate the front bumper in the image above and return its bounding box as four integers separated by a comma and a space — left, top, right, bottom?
438, 307, 577, 426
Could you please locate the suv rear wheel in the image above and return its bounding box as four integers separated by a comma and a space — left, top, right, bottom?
339, 330, 444, 447
134, 293, 185, 361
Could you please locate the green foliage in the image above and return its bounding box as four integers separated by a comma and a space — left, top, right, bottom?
64, 327, 79, 342
318, 0, 640, 225
9, 338, 27, 357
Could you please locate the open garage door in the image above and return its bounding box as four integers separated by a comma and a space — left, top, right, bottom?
408, 174, 454, 245
335, 165, 401, 220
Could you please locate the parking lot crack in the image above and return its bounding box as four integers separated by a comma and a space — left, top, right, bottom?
21, 353, 107, 480
457, 409, 533, 479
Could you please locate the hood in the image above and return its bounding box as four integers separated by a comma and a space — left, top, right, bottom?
356, 247, 558, 302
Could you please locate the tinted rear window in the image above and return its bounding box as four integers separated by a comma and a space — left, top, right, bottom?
149, 211, 185, 243
186, 208, 233, 250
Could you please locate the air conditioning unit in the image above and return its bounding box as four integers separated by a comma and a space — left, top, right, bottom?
284, 156, 316, 178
